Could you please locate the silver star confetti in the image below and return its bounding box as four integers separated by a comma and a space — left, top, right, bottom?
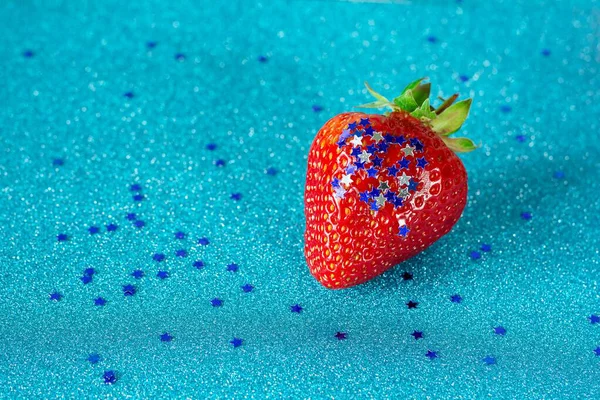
358, 150, 371, 163
372, 131, 384, 143
340, 174, 353, 186
398, 172, 411, 186
402, 145, 415, 156
378, 181, 390, 191
350, 136, 363, 147
375, 193, 386, 207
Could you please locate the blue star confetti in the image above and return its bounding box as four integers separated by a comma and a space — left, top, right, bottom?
160, 332, 173, 342
103, 370, 117, 385
494, 326, 507, 336
87, 353, 101, 364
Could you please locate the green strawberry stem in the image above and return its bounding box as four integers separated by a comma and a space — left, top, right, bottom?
357, 78, 477, 153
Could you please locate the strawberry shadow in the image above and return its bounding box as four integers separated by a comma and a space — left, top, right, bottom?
342, 150, 593, 294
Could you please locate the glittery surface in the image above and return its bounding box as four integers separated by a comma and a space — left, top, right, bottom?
1, 0, 599, 398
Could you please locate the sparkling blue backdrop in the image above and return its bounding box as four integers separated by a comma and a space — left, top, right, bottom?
1, 0, 599, 398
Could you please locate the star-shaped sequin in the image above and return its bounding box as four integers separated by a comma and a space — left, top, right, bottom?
290, 304, 303, 313
375, 193, 386, 207
241, 284, 254, 293
57, 233, 68, 242
378, 181, 390, 191
398, 187, 409, 198
134, 220, 146, 228
369, 201, 380, 212
230, 337, 243, 348
393, 196, 404, 208
425, 350, 438, 359
411, 331, 423, 340
398, 158, 410, 169
494, 326, 506, 336
340, 174, 353, 186
364, 126, 375, 136
372, 131, 384, 143
407, 179, 418, 192
406, 301, 418, 309
348, 122, 357, 131
358, 150, 371, 163
88, 226, 100, 235
398, 172, 411, 186
450, 294, 462, 303
402, 145, 415, 156
211, 298, 223, 307
123, 285, 136, 296
366, 167, 378, 177
481, 243, 492, 252
153, 253, 166, 262
350, 136, 363, 147
94, 297, 107, 306
131, 270, 144, 279
335, 332, 347, 340
360, 118, 370, 127
157, 271, 169, 280
87, 353, 101, 364
369, 188, 380, 198
49, 291, 62, 301
193, 260, 205, 269
230, 193, 242, 201
160, 332, 173, 342
387, 165, 399, 176
103, 370, 117, 384
410, 138, 424, 151
106, 223, 118, 232
227, 263, 239, 272
377, 141, 389, 153
594, 347, 600, 356
590, 315, 600, 324
175, 249, 188, 258
198, 237, 210, 246
416, 157, 429, 168
359, 192, 370, 203
372, 155, 383, 167
483, 356, 496, 365
402, 272, 413, 280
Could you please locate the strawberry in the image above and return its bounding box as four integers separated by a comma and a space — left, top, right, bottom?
304, 78, 476, 289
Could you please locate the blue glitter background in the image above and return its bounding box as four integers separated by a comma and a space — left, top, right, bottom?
1, 0, 600, 398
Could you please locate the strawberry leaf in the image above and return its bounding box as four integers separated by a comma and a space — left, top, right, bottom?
412, 83, 431, 107
401, 77, 426, 95
410, 98, 436, 120
392, 89, 418, 112
430, 98, 472, 136
356, 100, 391, 109
442, 137, 478, 152
364, 82, 390, 103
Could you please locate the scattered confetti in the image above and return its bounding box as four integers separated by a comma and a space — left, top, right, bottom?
103, 370, 117, 384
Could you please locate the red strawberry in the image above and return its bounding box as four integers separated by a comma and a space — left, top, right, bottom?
304, 78, 476, 289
